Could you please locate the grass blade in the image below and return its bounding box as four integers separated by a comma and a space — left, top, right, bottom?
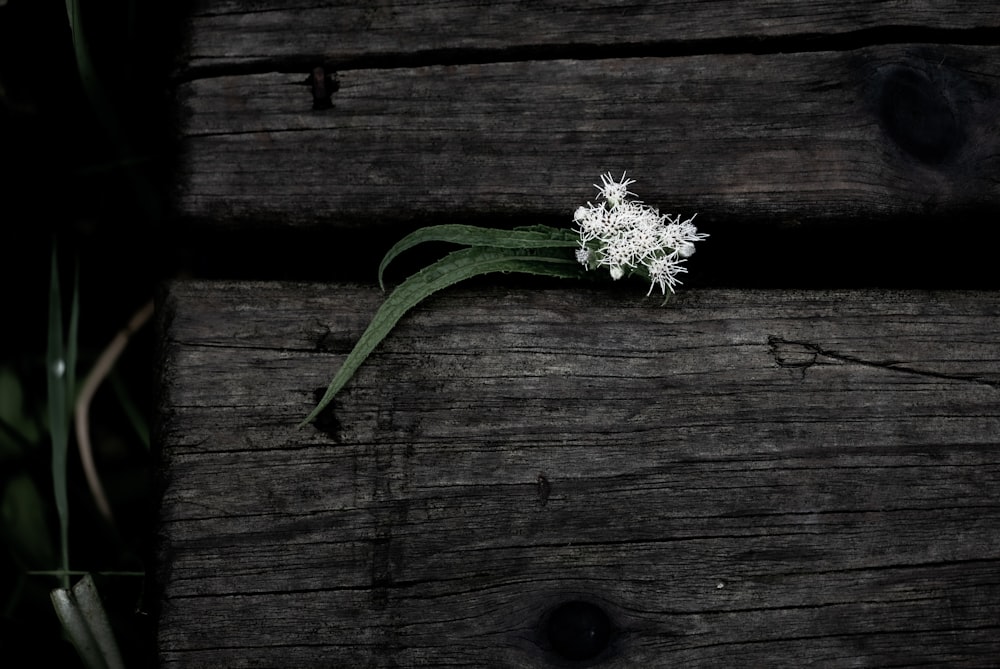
63, 0, 161, 217
67, 261, 80, 442
47, 249, 70, 590
378, 224, 579, 289
304, 246, 583, 426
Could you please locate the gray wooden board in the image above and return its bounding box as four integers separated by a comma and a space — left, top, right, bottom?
180, 1, 1000, 71
174, 44, 1000, 228
156, 280, 1000, 667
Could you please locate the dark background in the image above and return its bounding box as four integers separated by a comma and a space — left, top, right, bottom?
2, 2, 998, 666
1, 0, 183, 665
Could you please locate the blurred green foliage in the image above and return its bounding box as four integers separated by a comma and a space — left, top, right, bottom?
1, 0, 180, 665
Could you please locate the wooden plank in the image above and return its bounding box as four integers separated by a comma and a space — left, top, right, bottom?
180, 1, 1000, 71
174, 45, 1000, 228
156, 280, 1000, 667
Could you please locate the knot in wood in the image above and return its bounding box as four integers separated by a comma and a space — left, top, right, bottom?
878, 64, 965, 165
545, 600, 613, 662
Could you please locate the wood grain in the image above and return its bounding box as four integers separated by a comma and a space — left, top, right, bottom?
174, 44, 1000, 229
180, 1, 1000, 71
156, 280, 1000, 667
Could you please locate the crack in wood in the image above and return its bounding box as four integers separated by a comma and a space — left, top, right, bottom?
174, 25, 1000, 83
157, 285, 1000, 664
171, 339, 316, 353
767, 335, 1000, 389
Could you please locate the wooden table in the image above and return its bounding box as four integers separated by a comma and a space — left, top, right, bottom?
158, 2, 1000, 666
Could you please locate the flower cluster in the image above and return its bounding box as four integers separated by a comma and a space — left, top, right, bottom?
573, 172, 707, 295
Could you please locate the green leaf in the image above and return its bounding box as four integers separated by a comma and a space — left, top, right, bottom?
46, 249, 78, 590
1, 473, 57, 570
63, 0, 161, 218
0, 367, 37, 456
47, 250, 69, 590
378, 224, 579, 290
303, 245, 583, 427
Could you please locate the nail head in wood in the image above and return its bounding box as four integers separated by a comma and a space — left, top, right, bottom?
306, 65, 337, 110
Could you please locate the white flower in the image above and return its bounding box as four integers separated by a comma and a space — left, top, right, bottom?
646, 254, 687, 295
573, 173, 707, 295
595, 171, 636, 207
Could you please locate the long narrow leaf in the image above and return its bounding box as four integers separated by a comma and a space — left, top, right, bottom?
304, 246, 583, 426
46, 250, 70, 589
67, 261, 79, 441
379, 224, 579, 290
64, 0, 116, 147
64, 0, 161, 217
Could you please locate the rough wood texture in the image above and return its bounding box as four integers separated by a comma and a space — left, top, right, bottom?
156, 281, 1000, 667
174, 3, 1000, 230
162, 2, 1000, 665
175, 43, 1000, 228
181, 1, 1000, 71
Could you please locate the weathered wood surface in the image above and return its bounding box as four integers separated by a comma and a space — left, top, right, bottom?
175, 46, 1000, 228
181, 1, 1000, 71
156, 281, 1000, 667
173, 2, 1000, 230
